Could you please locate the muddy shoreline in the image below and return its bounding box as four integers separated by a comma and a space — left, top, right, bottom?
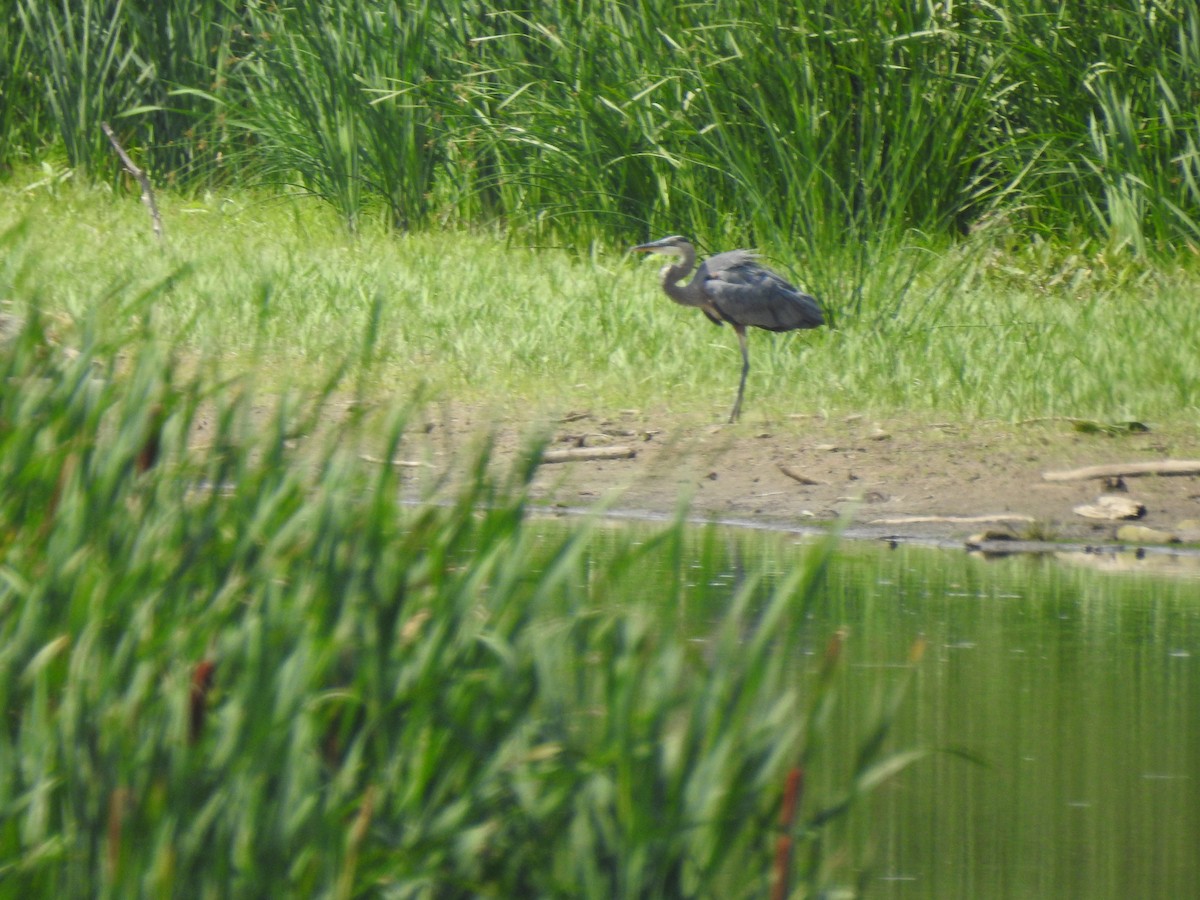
449, 409, 1200, 557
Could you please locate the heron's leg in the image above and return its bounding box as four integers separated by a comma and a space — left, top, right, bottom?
729, 325, 749, 423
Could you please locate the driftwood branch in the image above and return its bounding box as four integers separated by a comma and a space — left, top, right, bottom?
869, 513, 1035, 526
101, 121, 164, 246
541, 446, 636, 464
1042, 460, 1200, 482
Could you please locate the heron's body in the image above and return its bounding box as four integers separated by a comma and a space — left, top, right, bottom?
631, 235, 823, 422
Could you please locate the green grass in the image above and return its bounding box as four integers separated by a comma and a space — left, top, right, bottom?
6, 0, 1200, 257
3, 175, 1199, 428
0, 277, 932, 897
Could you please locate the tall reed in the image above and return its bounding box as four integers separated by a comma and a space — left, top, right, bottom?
12, 0, 240, 181
0, 263, 929, 896
7, 2, 1200, 284
236, 0, 446, 230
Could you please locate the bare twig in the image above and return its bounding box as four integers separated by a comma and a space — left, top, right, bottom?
101, 121, 165, 246
777, 463, 824, 485
541, 446, 636, 464
1042, 460, 1200, 482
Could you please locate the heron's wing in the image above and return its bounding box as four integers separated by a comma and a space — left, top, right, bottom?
701, 256, 824, 332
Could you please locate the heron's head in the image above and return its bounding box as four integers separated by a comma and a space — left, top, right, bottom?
630, 235, 693, 257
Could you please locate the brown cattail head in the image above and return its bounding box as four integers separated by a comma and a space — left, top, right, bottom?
189, 660, 216, 744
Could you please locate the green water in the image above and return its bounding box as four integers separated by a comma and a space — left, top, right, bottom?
586, 524, 1200, 898
830, 544, 1197, 898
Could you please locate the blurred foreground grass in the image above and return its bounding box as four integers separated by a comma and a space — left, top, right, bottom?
0, 281, 937, 896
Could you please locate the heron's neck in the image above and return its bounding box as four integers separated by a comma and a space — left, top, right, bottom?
659, 246, 702, 307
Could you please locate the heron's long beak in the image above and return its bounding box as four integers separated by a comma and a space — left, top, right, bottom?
631, 236, 686, 256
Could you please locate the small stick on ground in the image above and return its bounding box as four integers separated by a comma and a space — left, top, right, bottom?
1042, 460, 1200, 482
778, 463, 823, 485
541, 446, 636, 464
102, 121, 165, 247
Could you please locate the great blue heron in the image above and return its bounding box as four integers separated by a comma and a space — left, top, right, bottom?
631, 235, 824, 423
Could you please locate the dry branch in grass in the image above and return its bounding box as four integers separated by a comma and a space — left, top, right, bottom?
1042, 460, 1200, 482
102, 121, 164, 246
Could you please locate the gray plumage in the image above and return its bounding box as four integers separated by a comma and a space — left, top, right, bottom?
631, 235, 823, 423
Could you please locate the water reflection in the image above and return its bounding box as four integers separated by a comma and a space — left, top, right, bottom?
569, 521, 1200, 899
814, 541, 1196, 899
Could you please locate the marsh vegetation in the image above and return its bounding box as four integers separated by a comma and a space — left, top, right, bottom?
4, 2, 1200, 895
